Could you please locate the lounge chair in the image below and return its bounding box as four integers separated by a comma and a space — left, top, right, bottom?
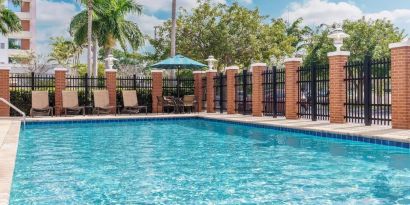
182, 95, 197, 113
62, 90, 85, 116
30, 91, 53, 117
121, 90, 147, 114
157, 96, 175, 114
93, 90, 115, 115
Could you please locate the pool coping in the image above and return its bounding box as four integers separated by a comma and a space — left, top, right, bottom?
1, 113, 410, 204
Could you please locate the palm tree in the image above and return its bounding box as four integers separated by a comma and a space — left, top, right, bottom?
76, 0, 94, 76
0, 0, 22, 34
70, 0, 144, 71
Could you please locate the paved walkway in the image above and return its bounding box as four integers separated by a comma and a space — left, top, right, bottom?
1, 113, 410, 204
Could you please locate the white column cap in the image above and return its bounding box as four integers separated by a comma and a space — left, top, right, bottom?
284, 58, 303, 63
105, 69, 117, 73
389, 39, 410, 49
193, 71, 206, 74
0, 67, 11, 71
151, 70, 163, 73
206, 70, 218, 73
224, 66, 239, 71
327, 51, 350, 57
251, 63, 267, 67
54, 68, 68, 72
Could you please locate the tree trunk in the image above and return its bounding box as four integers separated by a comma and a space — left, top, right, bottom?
104, 47, 112, 70
87, 0, 93, 76
92, 39, 98, 77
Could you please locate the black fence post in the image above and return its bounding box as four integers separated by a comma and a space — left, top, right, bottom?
219, 73, 224, 114
364, 55, 372, 126
84, 74, 89, 107
133, 74, 137, 90
272, 66, 277, 118
31, 72, 35, 90
242, 70, 247, 114
311, 64, 317, 121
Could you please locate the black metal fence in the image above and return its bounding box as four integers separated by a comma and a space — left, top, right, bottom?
202, 76, 207, 110
345, 57, 391, 125
297, 64, 329, 120
9, 73, 55, 115
163, 77, 194, 97
117, 75, 152, 112
214, 73, 227, 113
262, 67, 286, 117
235, 70, 252, 114
66, 75, 106, 112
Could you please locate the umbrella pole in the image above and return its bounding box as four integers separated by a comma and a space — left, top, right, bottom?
177, 67, 180, 98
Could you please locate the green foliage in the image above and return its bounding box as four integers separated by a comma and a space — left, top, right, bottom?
70, 0, 144, 61
76, 63, 105, 77
303, 18, 406, 65
0, 0, 22, 35
48, 37, 82, 67
148, 1, 298, 70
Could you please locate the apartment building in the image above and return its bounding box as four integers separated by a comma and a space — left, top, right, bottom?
0, 0, 36, 68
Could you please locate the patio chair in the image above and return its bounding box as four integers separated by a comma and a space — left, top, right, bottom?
182, 95, 197, 113
121, 90, 147, 114
62, 90, 85, 116
157, 96, 175, 114
93, 90, 115, 115
30, 91, 53, 117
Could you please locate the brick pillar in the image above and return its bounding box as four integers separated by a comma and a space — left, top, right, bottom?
251, 63, 266, 117
0, 67, 10, 117
206, 70, 217, 113
389, 40, 410, 129
151, 70, 163, 113
225, 66, 239, 114
105, 69, 117, 114
285, 58, 302, 120
193, 71, 205, 112
328, 51, 350, 123
54, 68, 67, 116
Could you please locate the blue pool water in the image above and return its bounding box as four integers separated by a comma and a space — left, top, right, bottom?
10, 118, 410, 204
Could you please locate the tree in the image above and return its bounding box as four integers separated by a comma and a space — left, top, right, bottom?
99, 48, 151, 76
48, 37, 82, 69
0, 0, 22, 34
70, 0, 144, 70
10, 51, 50, 73
148, 1, 300, 70
303, 18, 406, 64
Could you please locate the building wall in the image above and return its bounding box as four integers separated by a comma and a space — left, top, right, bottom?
0, 0, 36, 69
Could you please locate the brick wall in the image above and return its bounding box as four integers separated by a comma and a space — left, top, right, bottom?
251, 64, 266, 117
194, 71, 205, 112
285, 58, 302, 120
226, 67, 238, 114
0, 68, 10, 117
206, 70, 217, 113
151, 70, 163, 113
390, 43, 410, 129
54, 68, 67, 116
328, 52, 349, 123
105, 70, 117, 114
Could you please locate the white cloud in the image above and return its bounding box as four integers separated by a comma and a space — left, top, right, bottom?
36, 0, 78, 55
282, 0, 410, 33
127, 14, 164, 37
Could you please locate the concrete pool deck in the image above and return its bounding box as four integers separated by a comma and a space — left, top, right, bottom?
1, 113, 410, 204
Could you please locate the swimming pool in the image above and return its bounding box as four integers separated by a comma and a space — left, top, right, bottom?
10, 118, 410, 204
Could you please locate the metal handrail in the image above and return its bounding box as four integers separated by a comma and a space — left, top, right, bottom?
0, 98, 26, 129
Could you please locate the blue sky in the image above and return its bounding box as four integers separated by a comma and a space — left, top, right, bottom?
36, 0, 410, 55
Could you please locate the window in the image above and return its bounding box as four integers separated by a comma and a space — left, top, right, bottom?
7, 0, 21, 12
8, 39, 21, 49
